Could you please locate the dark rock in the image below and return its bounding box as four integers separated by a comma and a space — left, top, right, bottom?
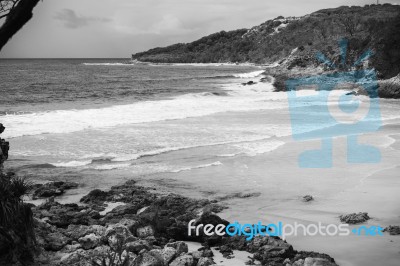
339, 212, 370, 224
166, 241, 189, 255
132, 250, 163, 266
126, 240, 152, 253
80, 189, 109, 204
383, 225, 400, 235
32, 181, 78, 199
302, 195, 314, 202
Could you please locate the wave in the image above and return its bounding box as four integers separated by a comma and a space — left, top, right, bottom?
83, 63, 134, 66
1, 80, 285, 139
170, 161, 223, 173
233, 70, 265, 78
52, 160, 92, 167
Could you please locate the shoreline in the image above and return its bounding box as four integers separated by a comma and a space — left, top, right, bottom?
23, 178, 339, 266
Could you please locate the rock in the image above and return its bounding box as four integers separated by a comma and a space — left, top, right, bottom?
32, 181, 78, 199
191, 250, 202, 260
304, 257, 337, 266
105, 223, 133, 249
78, 233, 101, 250
119, 218, 140, 234
383, 225, 400, 235
35, 219, 70, 251
162, 246, 177, 264
64, 224, 106, 241
197, 257, 215, 266
166, 241, 189, 255
339, 212, 370, 224
60, 243, 81, 253
126, 240, 152, 253
302, 195, 314, 202
170, 254, 194, 266
242, 81, 256, 86
80, 189, 109, 204
137, 225, 155, 238
132, 250, 163, 266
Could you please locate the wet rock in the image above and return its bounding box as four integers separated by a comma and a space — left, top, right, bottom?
32, 181, 78, 199
78, 233, 101, 250
166, 241, 189, 255
383, 225, 400, 235
339, 212, 370, 224
170, 254, 194, 266
302, 195, 314, 202
80, 189, 109, 204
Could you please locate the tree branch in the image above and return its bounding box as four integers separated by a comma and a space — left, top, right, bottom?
0, 0, 40, 52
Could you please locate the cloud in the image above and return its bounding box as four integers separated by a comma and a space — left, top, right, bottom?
54, 9, 111, 29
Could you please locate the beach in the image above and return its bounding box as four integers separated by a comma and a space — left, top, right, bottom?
1, 59, 400, 265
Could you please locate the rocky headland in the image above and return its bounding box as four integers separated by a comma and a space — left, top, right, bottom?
131, 4, 400, 98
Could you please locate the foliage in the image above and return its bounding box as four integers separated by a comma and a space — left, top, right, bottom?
132, 4, 400, 79
92, 235, 131, 266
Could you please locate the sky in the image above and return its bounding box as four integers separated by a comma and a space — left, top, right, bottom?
1, 0, 399, 58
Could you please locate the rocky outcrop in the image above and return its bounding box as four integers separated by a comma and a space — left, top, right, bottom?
378, 73, 400, 98
132, 5, 400, 81
339, 212, 370, 224
32, 181, 79, 199
383, 225, 400, 235
29, 179, 339, 266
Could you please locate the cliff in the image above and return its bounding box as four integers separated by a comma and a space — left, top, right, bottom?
132, 4, 400, 80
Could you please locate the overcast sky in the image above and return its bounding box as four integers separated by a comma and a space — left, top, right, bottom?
1, 0, 399, 58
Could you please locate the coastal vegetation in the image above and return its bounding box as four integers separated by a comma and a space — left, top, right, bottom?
132, 4, 400, 81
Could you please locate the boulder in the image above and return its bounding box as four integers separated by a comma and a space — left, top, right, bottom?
126, 240, 152, 254
32, 181, 78, 199
137, 225, 155, 238
197, 257, 215, 266
162, 246, 177, 264
302, 195, 314, 202
383, 225, 400, 235
132, 250, 163, 266
170, 254, 194, 266
304, 257, 337, 266
339, 212, 370, 224
78, 233, 101, 250
166, 241, 189, 255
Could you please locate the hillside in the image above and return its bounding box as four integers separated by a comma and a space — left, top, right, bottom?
132, 4, 400, 80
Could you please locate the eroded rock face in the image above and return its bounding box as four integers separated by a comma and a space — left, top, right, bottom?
339, 212, 370, 224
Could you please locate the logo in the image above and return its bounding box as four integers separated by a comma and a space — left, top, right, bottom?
188, 220, 384, 241
286, 39, 381, 168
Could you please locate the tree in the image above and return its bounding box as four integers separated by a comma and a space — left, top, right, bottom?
339, 14, 361, 37
0, 0, 41, 52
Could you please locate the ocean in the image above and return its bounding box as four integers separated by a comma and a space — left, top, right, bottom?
0, 58, 288, 196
